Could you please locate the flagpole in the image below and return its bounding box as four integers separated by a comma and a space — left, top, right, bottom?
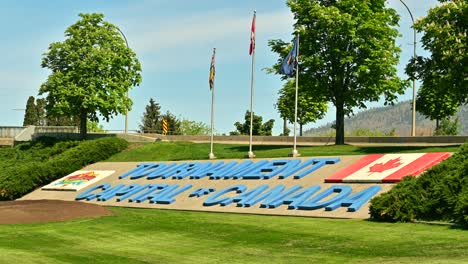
292, 35, 300, 157
247, 10, 256, 159
209, 48, 216, 159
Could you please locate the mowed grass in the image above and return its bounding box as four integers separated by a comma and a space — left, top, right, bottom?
0, 207, 467, 264
1, 141, 465, 263
106, 141, 460, 162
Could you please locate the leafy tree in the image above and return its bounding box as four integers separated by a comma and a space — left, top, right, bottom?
179, 119, 211, 135
161, 111, 181, 135
39, 13, 142, 139
23, 96, 38, 126
276, 80, 327, 136
139, 98, 162, 133
269, 0, 407, 144
416, 84, 459, 130
230, 110, 275, 136
406, 0, 467, 107
434, 117, 460, 136
87, 120, 105, 133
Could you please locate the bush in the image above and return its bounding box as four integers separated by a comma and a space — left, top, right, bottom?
370, 142, 468, 227
0, 137, 128, 200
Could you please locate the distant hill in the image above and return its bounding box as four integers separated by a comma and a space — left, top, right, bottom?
304, 101, 468, 136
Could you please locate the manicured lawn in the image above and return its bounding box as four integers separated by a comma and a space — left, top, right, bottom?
0, 207, 466, 264
106, 141, 460, 162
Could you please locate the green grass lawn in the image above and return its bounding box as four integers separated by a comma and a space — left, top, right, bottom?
0, 207, 466, 264
107, 141, 460, 162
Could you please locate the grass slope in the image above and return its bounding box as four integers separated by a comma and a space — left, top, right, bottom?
107, 141, 460, 162
0, 208, 466, 264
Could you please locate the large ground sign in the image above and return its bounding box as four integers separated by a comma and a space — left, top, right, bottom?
22, 153, 450, 219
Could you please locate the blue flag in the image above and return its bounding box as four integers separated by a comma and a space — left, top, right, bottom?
280, 37, 298, 77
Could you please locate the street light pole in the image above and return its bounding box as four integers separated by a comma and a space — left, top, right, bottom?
398, 0, 417, 137
116, 27, 130, 134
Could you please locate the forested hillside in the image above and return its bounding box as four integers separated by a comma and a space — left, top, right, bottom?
304, 101, 468, 136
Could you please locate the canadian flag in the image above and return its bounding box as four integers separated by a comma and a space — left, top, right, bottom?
325, 152, 451, 183
249, 11, 256, 55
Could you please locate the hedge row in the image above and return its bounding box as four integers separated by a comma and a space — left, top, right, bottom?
0, 137, 128, 201
369, 142, 468, 227
0, 137, 79, 170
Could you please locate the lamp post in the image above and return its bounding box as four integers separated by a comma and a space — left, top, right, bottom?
116, 27, 130, 134
398, 0, 417, 137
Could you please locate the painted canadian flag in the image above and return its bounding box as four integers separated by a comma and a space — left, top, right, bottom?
325, 152, 451, 183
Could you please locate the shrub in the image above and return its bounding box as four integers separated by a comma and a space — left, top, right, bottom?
370, 142, 468, 227
0, 137, 128, 200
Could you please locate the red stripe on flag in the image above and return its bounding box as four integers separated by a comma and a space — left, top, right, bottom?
249, 12, 256, 55
382, 152, 451, 183
324, 154, 385, 183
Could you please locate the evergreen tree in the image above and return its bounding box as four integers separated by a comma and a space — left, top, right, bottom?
139, 98, 162, 133
161, 111, 181, 135
35, 98, 47, 126
23, 96, 38, 126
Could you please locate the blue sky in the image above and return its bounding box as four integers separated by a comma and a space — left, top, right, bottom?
0, 0, 440, 135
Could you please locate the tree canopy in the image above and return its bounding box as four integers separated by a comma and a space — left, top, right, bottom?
276, 79, 328, 136
406, 0, 467, 123
40, 13, 142, 138
269, 0, 407, 144
230, 110, 275, 136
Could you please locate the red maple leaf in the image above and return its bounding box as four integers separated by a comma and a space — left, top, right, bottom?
368, 158, 402, 174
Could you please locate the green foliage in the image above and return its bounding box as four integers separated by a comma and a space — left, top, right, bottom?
0, 137, 128, 200
139, 98, 162, 133
369, 177, 422, 222
434, 117, 460, 135
276, 80, 327, 136
87, 120, 105, 133
415, 76, 459, 124
179, 119, 210, 135
230, 110, 275, 136
161, 111, 181, 135
406, 0, 467, 105
40, 13, 142, 138
269, 0, 407, 144
23, 96, 38, 126
370, 142, 468, 227
346, 128, 396, 137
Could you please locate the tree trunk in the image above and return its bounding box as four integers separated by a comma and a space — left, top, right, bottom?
335, 102, 345, 145
80, 108, 87, 140
436, 119, 440, 130
300, 124, 303, 136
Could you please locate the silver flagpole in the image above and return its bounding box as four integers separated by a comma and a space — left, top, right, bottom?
209, 48, 216, 159
292, 35, 300, 157
247, 11, 256, 159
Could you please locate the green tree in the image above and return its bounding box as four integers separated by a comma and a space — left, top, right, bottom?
434, 117, 460, 136
276, 80, 328, 136
230, 110, 275, 136
406, 0, 467, 107
416, 84, 459, 130
87, 120, 105, 133
139, 98, 162, 133
179, 119, 211, 135
39, 13, 142, 139
23, 96, 38, 126
269, 0, 407, 144
161, 111, 181, 135
35, 98, 47, 126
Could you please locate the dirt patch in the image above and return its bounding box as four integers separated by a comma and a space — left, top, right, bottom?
0, 200, 112, 224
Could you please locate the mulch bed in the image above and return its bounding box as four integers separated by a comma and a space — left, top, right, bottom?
0, 200, 112, 224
